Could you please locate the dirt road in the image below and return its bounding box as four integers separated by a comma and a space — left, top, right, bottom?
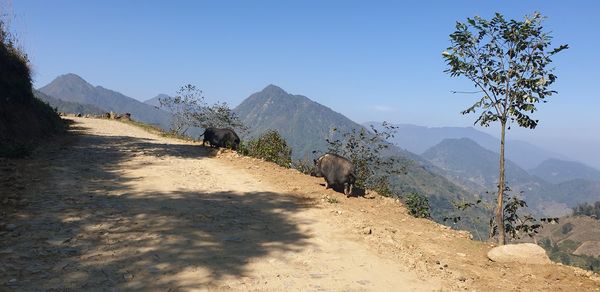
1, 117, 599, 291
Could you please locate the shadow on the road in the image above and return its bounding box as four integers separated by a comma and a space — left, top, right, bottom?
317, 182, 367, 198
1, 120, 314, 290
69, 124, 217, 160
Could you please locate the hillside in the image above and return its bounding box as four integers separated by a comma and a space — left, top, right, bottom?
418, 138, 600, 218
420, 138, 592, 218
39, 74, 172, 129
235, 85, 364, 159
531, 159, 600, 184
1, 116, 598, 290
531, 216, 600, 272
543, 179, 600, 207
34, 90, 105, 115
422, 138, 543, 192
0, 23, 64, 157
366, 122, 566, 169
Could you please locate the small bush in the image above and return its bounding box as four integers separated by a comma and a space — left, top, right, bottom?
326, 197, 339, 204
561, 222, 574, 235
403, 193, 431, 218
240, 130, 292, 168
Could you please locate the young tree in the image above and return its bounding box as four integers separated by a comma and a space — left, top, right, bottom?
159, 84, 245, 135
198, 102, 245, 131
159, 84, 204, 135
443, 13, 568, 244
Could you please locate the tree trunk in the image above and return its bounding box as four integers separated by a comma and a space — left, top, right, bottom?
496, 120, 507, 245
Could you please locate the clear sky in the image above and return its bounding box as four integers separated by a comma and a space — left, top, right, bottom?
5, 1, 600, 168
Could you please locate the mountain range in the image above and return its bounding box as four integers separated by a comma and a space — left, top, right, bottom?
421, 138, 545, 193
34, 89, 106, 115
530, 159, 600, 184
365, 122, 568, 170
38, 74, 172, 129
37, 73, 600, 221
420, 137, 600, 217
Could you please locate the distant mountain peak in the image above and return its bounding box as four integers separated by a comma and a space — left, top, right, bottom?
530, 158, 600, 184
260, 84, 288, 96
144, 94, 171, 107
54, 73, 91, 85
437, 137, 481, 148
38, 73, 172, 130
234, 85, 364, 158
154, 93, 170, 99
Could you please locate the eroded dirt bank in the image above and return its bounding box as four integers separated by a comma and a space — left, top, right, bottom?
0, 117, 598, 291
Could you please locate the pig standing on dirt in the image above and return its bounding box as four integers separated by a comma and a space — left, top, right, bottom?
200, 127, 240, 150
311, 153, 356, 197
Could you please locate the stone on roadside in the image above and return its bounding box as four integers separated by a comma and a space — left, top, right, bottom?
487, 243, 551, 265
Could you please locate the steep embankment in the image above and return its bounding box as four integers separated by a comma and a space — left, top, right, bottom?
0, 117, 598, 291
0, 24, 63, 157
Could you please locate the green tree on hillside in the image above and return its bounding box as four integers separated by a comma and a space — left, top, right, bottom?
443, 13, 568, 244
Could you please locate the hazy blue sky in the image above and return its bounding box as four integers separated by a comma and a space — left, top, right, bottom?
6, 1, 600, 167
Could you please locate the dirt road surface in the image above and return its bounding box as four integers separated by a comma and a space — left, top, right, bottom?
1, 117, 599, 291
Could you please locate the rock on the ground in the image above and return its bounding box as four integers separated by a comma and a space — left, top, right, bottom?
487, 243, 550, 265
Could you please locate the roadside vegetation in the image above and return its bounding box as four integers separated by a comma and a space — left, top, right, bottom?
238, 129, 292, 168
157, 84, 245, 136
0, 19, 64, 158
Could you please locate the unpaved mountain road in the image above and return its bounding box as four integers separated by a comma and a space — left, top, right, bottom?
1, 117, 598, 291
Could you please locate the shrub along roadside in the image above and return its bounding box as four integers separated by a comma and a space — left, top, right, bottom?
403, 193, 431, 218
238, 129, 292, 168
